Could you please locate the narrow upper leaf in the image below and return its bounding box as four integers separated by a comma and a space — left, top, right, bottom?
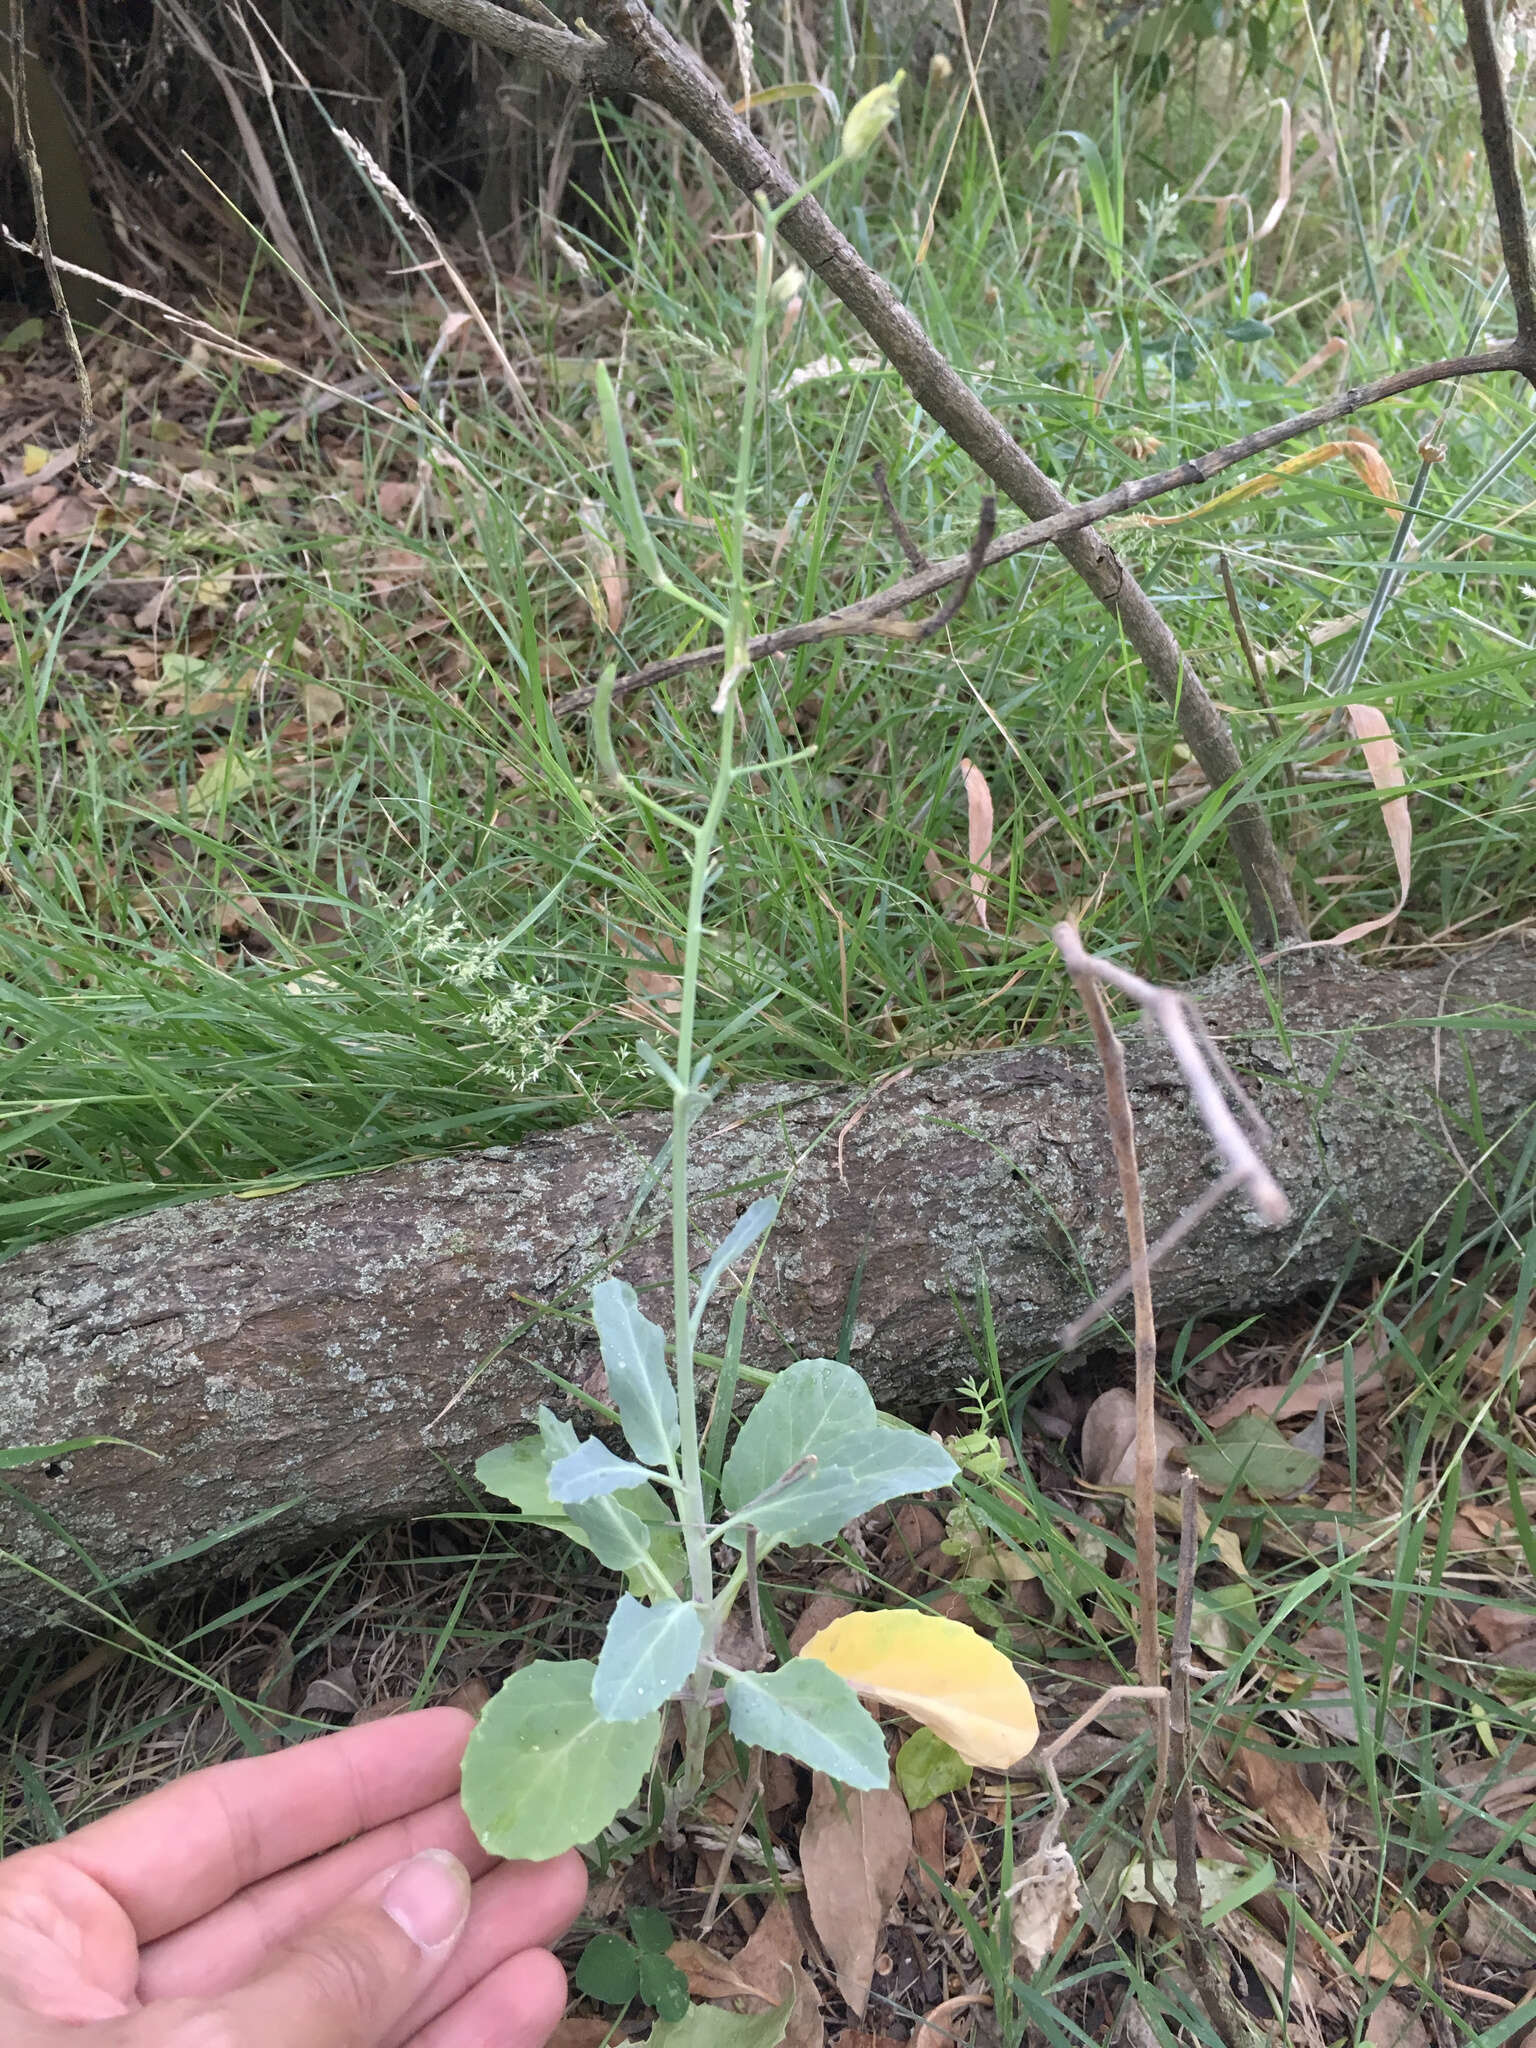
593, 1594, 704, 1722
548, 1437, 661, 1503
592, 1278, 680, 1465
723, 1660, 889, 1789
691, 1198, 778, 1329
461, 1659, 658, 1859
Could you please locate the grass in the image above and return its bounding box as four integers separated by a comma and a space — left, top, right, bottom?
5, 0, 1536, 2039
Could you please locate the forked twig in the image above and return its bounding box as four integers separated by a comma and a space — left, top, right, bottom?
1052, 924, 1289, 1349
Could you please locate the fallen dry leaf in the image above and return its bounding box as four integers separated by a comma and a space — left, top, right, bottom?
1080, 1388, 1185, 1491
1360, 1902, 1431, 1985
302, 682, 347, 729
730, 1899, 822, 2048
911, 1992, 991, 2048
1009, 1841, 1081, 1974
910, 1799, 946, 1901
1362, 2000, 1429, 2048
1316, 702, 1411, 949
1205, 1355, 1384, 1430
800, 1772, 911, 2018
1235, 1746, 1331, 1877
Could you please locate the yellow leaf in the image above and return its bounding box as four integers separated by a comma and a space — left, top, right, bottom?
22, 443, 50, 476
797, 1610, 1038, 1768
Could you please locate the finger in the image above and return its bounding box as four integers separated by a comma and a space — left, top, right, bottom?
136, 1792, 496, 1999
150, 1846, 474, 2048
404, 1946, 569, 2048
384, 1852, 586, 2048
52, 1707, 473, 1942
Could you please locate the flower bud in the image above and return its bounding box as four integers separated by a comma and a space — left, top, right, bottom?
840, 72, 905, 160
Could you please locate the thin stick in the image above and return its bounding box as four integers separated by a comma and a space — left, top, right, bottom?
1059, 960, 1161, 1711
1051, 926, 1288, 1226
1168, 1473, 1261, 2048
1216, 552, 1294, 791
6, 3, 96, 481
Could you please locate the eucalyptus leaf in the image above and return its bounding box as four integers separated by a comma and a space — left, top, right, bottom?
720, 1359, 957, 1549
460, 1659, 659, 1859
593, 1594, 704, 1721
548, 1437, 661, 1503
592, 1278, 681, 1466
691, 1199, 778, 1329
723, 1660, 889, 1788
1184, 1412, 1321, 1498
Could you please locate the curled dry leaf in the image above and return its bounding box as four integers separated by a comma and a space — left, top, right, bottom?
1079, 1388, 1185, 1492
911, 1993, 991, 2048
800, 1771, 911, 2019
1234, 1746, 1331, 1877
958, 758, 994, 932
578, 497, 627, 632
1008, 1841, 1081, 1974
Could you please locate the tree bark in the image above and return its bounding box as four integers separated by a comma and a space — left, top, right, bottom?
2, 943, 1533, 1640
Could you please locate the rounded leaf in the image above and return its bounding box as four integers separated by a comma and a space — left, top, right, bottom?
798, 1610, 1038, 1768
575, 1932, 641, 2005
461, 1659, 659, 1858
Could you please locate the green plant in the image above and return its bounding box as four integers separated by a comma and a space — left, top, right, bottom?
457, 206, 1036, 1873
574, 1908, 690, 2022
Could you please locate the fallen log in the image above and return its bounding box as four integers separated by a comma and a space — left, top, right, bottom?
3, 943, 1534, 1640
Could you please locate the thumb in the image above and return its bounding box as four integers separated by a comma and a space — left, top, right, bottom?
186, 1849, 472, 2048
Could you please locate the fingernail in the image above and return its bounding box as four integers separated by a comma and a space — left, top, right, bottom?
381, 1849, 472, 1953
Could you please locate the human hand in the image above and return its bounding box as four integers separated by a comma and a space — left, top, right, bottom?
0, 1704, 585, 2048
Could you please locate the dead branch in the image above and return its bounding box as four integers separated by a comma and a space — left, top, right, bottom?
1050, 924, 1289, 1350
386, 0, 1302, 945
550, 337, 1526, 718
1055, 927, 1163, 1724
1462, 0, 1536, 365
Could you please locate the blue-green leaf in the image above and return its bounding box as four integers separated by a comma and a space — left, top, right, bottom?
723, 1660, 889, 1788
593, 1594, 704, 1721
548, 1437, 661, 1503
641, 2001, 793, 2048
593, 1277, 680, 1465
476, 1434, 684, 1590
720, 1359, 957, 1549
461, 1659, 659, 1859
691, 1199, 778, 1329
538, 1408, 654, 1570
